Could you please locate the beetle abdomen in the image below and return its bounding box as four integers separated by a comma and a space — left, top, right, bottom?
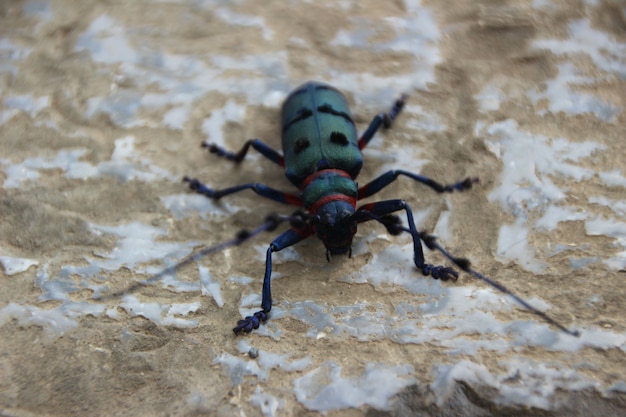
281, 82, 362, 186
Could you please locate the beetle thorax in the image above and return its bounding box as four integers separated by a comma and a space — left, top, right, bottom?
299, 169, 358, 256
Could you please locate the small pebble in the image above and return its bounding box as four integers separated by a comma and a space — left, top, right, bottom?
248, 347, 259, 359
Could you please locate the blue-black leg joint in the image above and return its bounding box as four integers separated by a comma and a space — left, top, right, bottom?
233, 227, 312, 334
357, 199, 458, 281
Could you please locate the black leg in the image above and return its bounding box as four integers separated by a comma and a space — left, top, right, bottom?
356, 199, 458, 281
358, 170, 477, 199
183, 177, 302, 206
233, 226, 313, 334
357, 94, 407, 150
202, 139, 285, 166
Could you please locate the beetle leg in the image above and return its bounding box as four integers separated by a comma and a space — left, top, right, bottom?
356, 199, 458, 281
183, 177, 302, 206
202, 139, 285, 167
358, 170, 478, 199
357, 94, 407, 150
233, 227, 313, 334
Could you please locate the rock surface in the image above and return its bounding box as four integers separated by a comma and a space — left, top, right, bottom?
1, 1, 625, 416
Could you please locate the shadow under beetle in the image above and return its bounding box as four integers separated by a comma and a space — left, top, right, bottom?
183, 81, 579, 337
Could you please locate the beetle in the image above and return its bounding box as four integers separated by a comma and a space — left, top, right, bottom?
183, 81, 478, 334
183, 81, 578, 337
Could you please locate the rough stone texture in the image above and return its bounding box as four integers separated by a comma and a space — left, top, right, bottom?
1, 0, 625, 416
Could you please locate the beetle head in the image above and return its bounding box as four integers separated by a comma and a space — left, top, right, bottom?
314, 201, 357, 257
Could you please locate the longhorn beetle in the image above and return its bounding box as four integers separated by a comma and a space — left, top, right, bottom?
180, 81, 578, 336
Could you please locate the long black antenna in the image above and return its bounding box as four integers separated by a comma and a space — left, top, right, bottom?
97, 212, 306, 301
374, 214, 580, 337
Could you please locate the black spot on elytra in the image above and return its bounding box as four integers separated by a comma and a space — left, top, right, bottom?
330, 131, 348, 145
294, 137, 310, 154
317, 103, 354, 125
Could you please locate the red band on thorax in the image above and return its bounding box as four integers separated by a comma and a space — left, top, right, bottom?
300, 169, 352, 190
307, 194, 357, 215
